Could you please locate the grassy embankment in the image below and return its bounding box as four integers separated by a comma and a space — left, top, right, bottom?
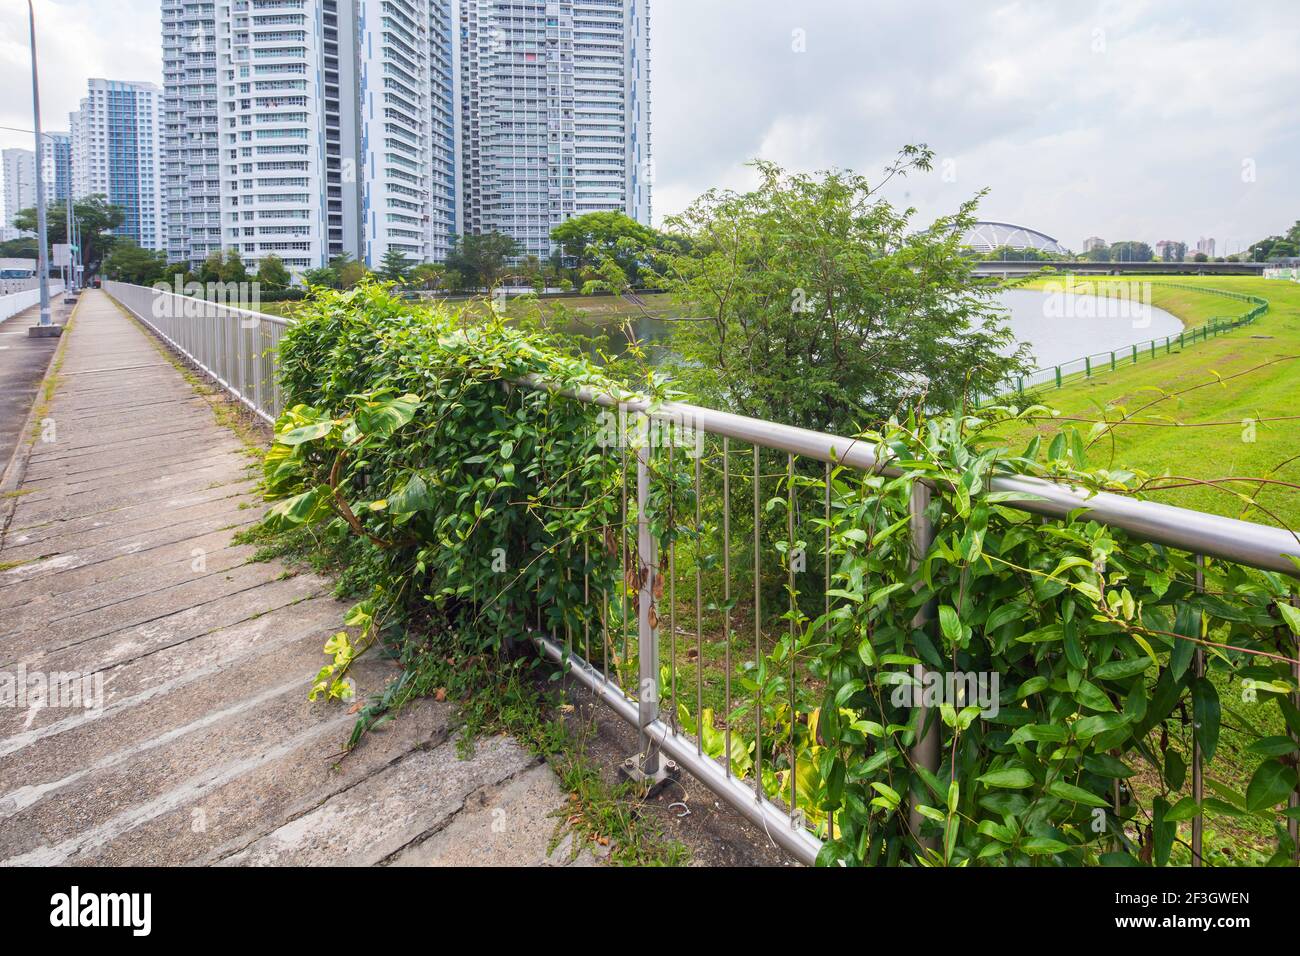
993, 275, 1300, 531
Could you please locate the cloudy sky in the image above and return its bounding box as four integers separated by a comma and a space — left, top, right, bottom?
2, 0, 1297, 253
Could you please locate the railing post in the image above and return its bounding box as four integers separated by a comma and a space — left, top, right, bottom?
1054, 366, 1061, 388
1085, 356, 1091, 378
1192, 555, 1205, 866
620, 412, 677, 793
1290, 594, 1299, 862
907, 479, 940, 850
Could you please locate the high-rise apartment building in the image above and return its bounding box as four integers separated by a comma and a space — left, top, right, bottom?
2, 148, 37, 233
161, 0, 651, 272
70, 79, 166, 250
460, 0, 651, 260
40, 133, 73, 204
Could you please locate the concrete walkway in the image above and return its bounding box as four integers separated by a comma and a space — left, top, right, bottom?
0, 290, 581, 867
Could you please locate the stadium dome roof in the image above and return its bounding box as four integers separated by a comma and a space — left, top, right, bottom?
959, 221, 1066, 255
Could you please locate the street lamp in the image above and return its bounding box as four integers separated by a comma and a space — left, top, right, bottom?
25, 0, 60, 337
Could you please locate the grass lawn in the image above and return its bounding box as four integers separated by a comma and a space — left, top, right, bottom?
992, 276, 1300, 530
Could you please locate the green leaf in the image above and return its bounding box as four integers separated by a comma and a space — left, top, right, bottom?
1191, 677, 1220, 763
278, 420, 333, 446
1015, 676, 1049, 700
1093, 657, 1152, 680
977, 768, 1035, 790
1074, 713, 1131, 741
1278, 602, 1300, 636
1245, 759, 1298, 813
984, 601, 1027, 634
938, 605, 961, 643
1246, 735, 1300, 757
1022, 837, 1071, 855
1083, 754, 1134, 778
1165, 796, 1199, 822
1074, 680, 1116, 713
1016, 623, 1063, 644
1008, 724, 1068, 745
1046, 780, 1110, 808
388, 473, 431, 515
264, 486, 330, 528
355, 393, 421, 436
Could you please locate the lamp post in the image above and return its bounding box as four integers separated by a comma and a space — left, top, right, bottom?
26, 0, 59, 337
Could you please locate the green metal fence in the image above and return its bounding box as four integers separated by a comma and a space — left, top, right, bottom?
983, 281, 1269, 404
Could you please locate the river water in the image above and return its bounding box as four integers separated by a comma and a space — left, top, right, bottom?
568, 288, 1184, 371
997, 288, 1182, 368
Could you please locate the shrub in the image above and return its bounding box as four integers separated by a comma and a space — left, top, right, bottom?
263, 281, 626, 703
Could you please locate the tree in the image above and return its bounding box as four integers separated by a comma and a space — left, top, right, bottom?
1248, 231, 1299, 261
549, 210, 681, 285
982, 245, 1054, 262
102, 239, 168, 285
1192, 252, 1209, 263
328, 252, 368, 288
1108, 240, 1154, 262
379, 248, 412, 283
301, 265, 338, 288
651, 151, 1032, 432
257, 254, 291, 291
410, 262, 445, 292
197, 251, 225, 284
1083, 243, 1111, 263
220, 248, 248, 284
1160, 241, 1187, 262
12, 194, 124, 276
446, 231, 522, 289
0, 237, 37, 259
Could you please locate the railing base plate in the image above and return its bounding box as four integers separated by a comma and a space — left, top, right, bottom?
618, 753, 680, 798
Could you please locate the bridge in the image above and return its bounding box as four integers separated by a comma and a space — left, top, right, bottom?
0, 290, 617, 867
972, 259, 1269, 278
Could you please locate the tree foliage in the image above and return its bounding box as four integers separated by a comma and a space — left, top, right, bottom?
12, 194, 123, 275
446, 231, 522, 289
257, 254, 291, 291
649, 151, 1032, 433
1108, 241, 1154, 263
102, 239, 168, 285
379, 248, 413, 283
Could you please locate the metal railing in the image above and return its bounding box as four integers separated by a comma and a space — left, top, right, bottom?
0, 281, 65, 324
104, 281, 1300, 866
104, 280, 289, 423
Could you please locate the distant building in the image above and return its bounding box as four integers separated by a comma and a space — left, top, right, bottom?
2, 148, 37, 233
1196, 237, 1216, 257
39, 133, 72, 204
71, 79, 166, 250
1083, 236, 1105, 252
162, 0, 653, 273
